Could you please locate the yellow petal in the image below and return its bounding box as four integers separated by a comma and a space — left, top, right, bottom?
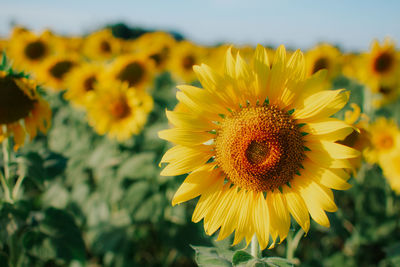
172, 165, 222, 205
192, 179, 225, 223
233, 189, 255, 246
224, 47, 236, 78
160, 145, 214, 176
306, 149, 353, 169
253, 191, 270, 250
165, 110, 215, 131
292, 177, 333, 227
294, 89, 349, 120
304, 118, 354, 136
158, 128, 214, 146
307, 140, 360, 159
269, 45, 287, 104
267, 189, 290, 242
283, 185, 310, 232
302, 160, 351, 190
253, 44, 270, 102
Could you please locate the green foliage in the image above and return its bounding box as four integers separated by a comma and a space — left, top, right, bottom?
1, 72, 400, 267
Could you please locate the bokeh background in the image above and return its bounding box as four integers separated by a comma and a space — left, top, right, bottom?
1, 1, 400, 267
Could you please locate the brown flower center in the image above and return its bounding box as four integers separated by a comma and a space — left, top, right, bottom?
375, 134, 394, 150
24, 40, 47, 60
100, 40, 111, 53
312, 57, 329, 74
0, 76, 36, 124
215, 105, 305, 192
182, 55, 195, 70
373, 52, 394, 74
49, 60, 75, 80
83, 76, 96, 91
117, 62, 145, 87
109, 98, 131, 119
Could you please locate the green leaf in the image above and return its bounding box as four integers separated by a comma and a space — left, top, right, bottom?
232, 250, 254, 266
191, 245, 232, 267
262, 257, 294, 267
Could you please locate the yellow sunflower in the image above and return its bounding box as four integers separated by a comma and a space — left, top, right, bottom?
159, 45, 358, 249
305, 43, 342, 80
129, 32, 176, 72
363, 117, 400, 164
36, 55, 80, 90
64, 63, 103, 107
168, 40, 207, 82
85, 80, 153, 141
380, 150, 400, 194
101, 54, 154, 90
0, 71, 51, 150
82, 29, 122, 61
6, 29, 54, 72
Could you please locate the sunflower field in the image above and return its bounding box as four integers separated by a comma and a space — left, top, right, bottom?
0, 23, 400, 267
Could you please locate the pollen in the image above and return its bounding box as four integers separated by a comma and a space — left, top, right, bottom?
215, 105, 305, 192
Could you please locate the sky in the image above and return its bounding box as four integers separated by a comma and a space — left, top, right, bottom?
1, 0, 399, 52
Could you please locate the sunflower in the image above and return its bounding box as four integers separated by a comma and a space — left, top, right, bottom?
380, 150, 400, 194
36, 55, 80, 90
159, 45, 358, 249
0, 71, 51, 150
305, 43, 342, 80
363, 117, 400, 164
101, 54, 154, 90
85, 80, 153, 141
129, 32, 176, 72
82, 29, 122, 61
64, 63, 103, 107
6, 29, 54, 72
168, 41, 207, 82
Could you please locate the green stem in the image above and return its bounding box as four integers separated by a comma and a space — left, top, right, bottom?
12, 174, 24, 200
0, 171, 12, 202
250, 234, 260, 258
2, 138, 11, 180
286, 228, 304, 261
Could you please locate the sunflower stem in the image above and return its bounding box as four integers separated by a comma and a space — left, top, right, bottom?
2, 138, 11, 181
250, 235, 260, 258
1, 138, 13, 203
0, 171, 12, 203
12, 174, 25, 200
286, 228, 304, 261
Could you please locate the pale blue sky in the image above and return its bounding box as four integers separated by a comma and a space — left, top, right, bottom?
1, 0, 399, 51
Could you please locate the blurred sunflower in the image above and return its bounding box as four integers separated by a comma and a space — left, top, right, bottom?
130, 32, 176, 72
7, 30, 53, 71
65, 63, 103, 107
0, 71, 51, 150
86, 80, 153, 141
305, 43, 342, 80
82, 29, 122, 61
102, 54, 154, 90
168, 41, 206, 82
380, 150, 400, 194
159, 45, 358, 249
363, 117, 400, 164
37, 55, 80, 90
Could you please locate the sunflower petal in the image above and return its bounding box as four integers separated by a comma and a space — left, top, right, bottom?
283, 185, 310, 232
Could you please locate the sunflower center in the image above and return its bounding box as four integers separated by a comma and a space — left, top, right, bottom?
374, 52, 394, 74
378, 85, 392, 95
117, 62, 144, 87
375, 134, 394, 150
109, 98, 131, 119
24, 40, 46, 60
0, 76, 36, 124
312, 57, 329, 74
182, 55, 195, 70
215, 105, 305, 192
49, 61, 75, 80
100, 40, 111, 53
83, 76, 96, 91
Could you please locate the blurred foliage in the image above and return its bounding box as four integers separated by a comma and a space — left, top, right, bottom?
0, 58, 400, 266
